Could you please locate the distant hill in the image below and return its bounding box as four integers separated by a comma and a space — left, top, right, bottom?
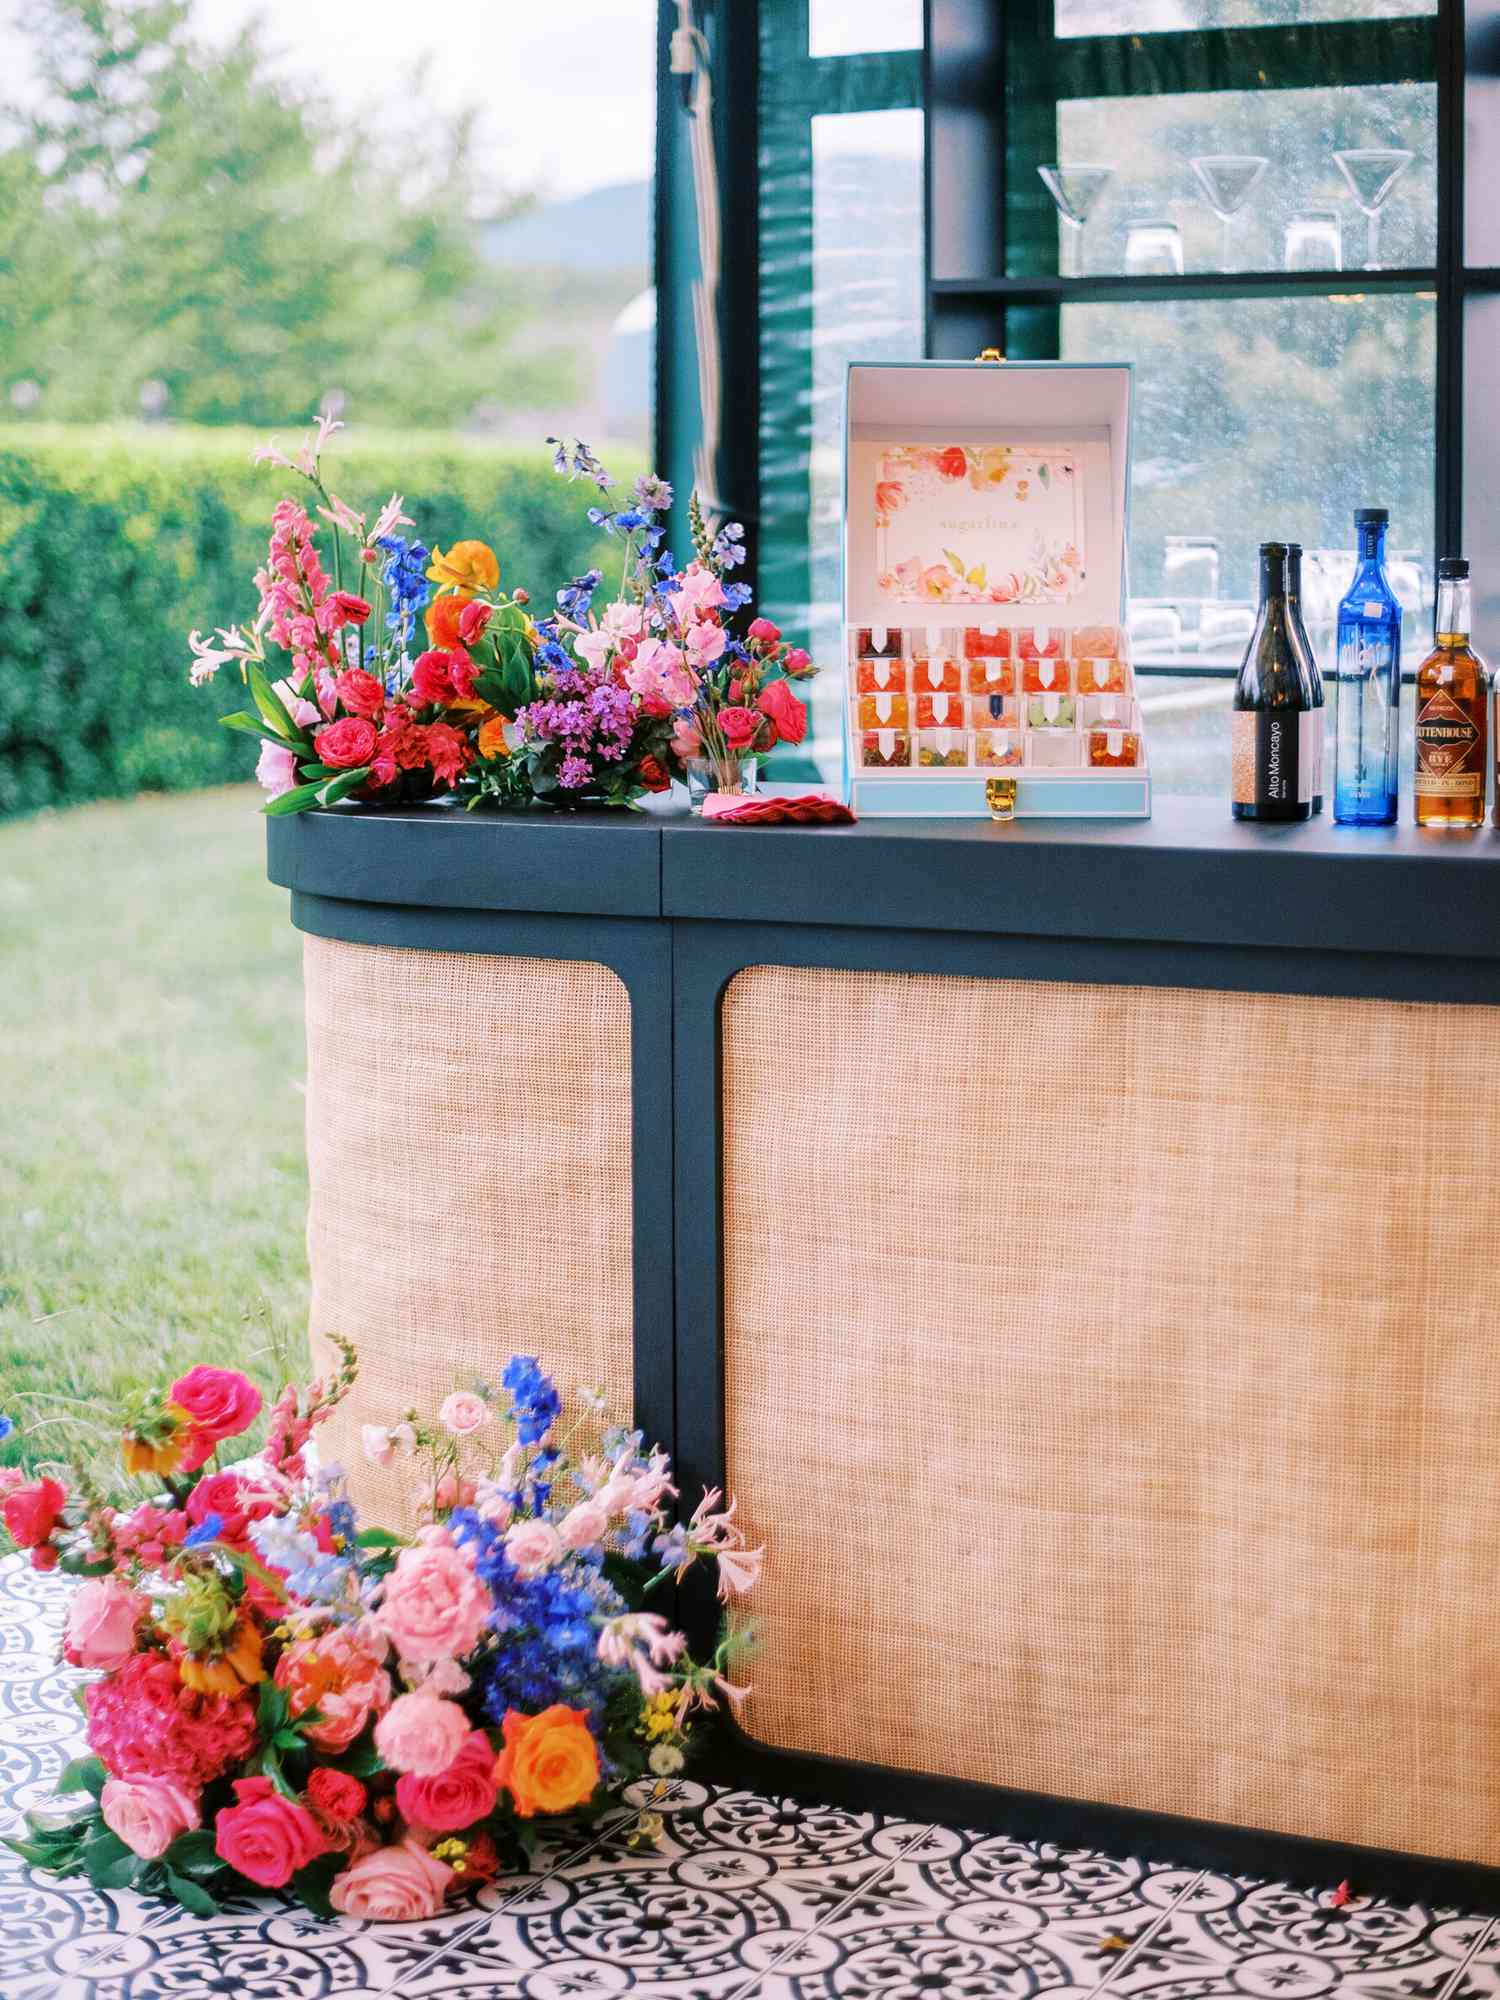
482, 180, 652, 273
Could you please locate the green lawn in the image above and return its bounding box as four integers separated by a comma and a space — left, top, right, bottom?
0, 788, 306, 1476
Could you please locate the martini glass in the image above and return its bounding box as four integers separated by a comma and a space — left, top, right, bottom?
1190, 154, 1268, 272
1038, 164, 1115, 276
1333, 148, 1414, 270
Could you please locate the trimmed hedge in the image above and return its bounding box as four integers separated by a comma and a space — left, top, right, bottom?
0, 426, 637, 817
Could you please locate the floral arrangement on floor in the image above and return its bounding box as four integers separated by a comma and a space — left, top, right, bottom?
188, 421, 819, 815
0, 1345, 758, 1921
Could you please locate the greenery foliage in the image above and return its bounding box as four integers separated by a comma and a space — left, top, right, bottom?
0, 427, 634, 817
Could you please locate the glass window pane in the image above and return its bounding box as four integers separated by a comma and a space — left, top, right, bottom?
1027, 83, 1435, 276
1061, 292, 1436, 683
1056, 0, 1434, 37
809, 0, 923, 57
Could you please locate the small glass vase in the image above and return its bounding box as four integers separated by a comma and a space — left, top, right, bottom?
686, 754, 759, 814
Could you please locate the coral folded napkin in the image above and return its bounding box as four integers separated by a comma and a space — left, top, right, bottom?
700, 793, 856, 825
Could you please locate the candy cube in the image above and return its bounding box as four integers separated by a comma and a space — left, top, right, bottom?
964, 627, 1011, 658
1021, 657, 1072, 694
1017, 627, 1064, 659
1070, 624, 1122, 658
858, 691, 909, 729
915, 729, 969, 768
969, 692, 1021, 730
1026, 691, 1076, 730
861, 729, 910, 768
974, 725, 1022, 768
854, 627, 903, 658
1075, 656, 1128, 696
1025, 731, 1082, 769
1078, 692, 1136, 730
915, 690, 966, 729
911, 654, 962, 693
1088, 727, 1142, 768
855, 658, 909, 694
966, 657, 1016, 697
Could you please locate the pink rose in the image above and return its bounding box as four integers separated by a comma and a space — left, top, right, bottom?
100, 1774, 200, 1860
438, 1391, 492, 1438
312, 716, 379, 769
417, 1472, 477, 1521
185, 1470, 280, 1547
670, 721, 702, 761
557, 1501, 608, 1552
214, 1775, 327, 1888
395, 1729, 498, 1833
329, 1837, 454, 1922
255, 739, 299, 800
756, 680, 808, 747
715, 706, 760, 751
374, 1691, 471, 1776
504, 1518, 562, 1578
375, 1542, 491, 1666
63, 1577, 146, 1671
781, 647, 813, 678
167, 1366, 263, 1448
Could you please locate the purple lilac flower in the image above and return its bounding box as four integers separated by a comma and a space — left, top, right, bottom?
559, 754, 592, 789
634, 473, 674, 512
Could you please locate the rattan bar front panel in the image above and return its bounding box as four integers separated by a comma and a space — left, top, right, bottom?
721, 964, 1500, 1864
302, 935, 635, 1529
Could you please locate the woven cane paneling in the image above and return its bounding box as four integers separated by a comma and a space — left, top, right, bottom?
721, 964, 1500, 1863
302, 936, 634, 1530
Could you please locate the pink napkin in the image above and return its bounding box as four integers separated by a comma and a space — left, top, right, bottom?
700, 792, 857, 826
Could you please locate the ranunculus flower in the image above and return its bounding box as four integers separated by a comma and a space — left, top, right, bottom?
275, 1625, 391, 1753
493, 1705, 600, 1819
313, 716, 379, 769
255, 740, 299, 799
374, 1691, 470, 1776
306, 1767, 367, 1822
715, 706, 760, 751
636, 755, 670, 793
746, 617, 781, 645
557, 1501, 608, 1552
3, 1476, 66, 1550
756, 680, 808, 747
327, 591, 372, 627
395, 1729, 497, 1833
504, 1518, 561, 1578
335, 667, 386, 718
63, 1576, 146, 1671
457, 599, 493, 645
410, 648, 459, 707
167, 1366, 263, 1449
100, 1774, 200, 1860
329, 1837, 454, 1921
214, 1775, 327, 1888
424, 594, 470, 649
427, 540, 499, 594
438, 1391, 491, 1438
477, 714, 510, 761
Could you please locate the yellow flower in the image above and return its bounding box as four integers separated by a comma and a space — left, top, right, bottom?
178, 1615, 266, 1696
641, 1691, 678, 1741
427, 540, 499, 594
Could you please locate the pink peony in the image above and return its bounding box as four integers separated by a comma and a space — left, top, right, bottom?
214, 1775, 327, 1888
167, 1366, 263, 1449
275, 1625, 392, 1753
395, 1729, 497, 1834
503, 1518, 562, 1578
100, 1774, 199, 1860
255, 740, 299, 800
375, 1541, 491, 1666
312, 716, 379, 770
329, 1837, 454, 1922
437, 1391, 492, 1438
63, 1577, 147, 1671
374, 1691, 470, 1776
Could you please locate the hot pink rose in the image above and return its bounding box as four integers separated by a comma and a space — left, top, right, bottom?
781, 646, 813, 678
746, 617, 781, 645
185, 1470, 280, 1548
329, 1837, 454, 1921
214, 1775, 327, 1888
64, 1577, 146, 1670
756, 680, 808, 747
3, 1476, 66, 1550
504, 1518, 562, 1578
100, 1774, 200, 1860
255, 739, 299, 800
715, 706, 760, 751
166, 1366, 263, 1448
374, 1691, 471, 1776
438, 1391, 492, 1438
375, 1541, 491, 1666
312, 716, 379, 769
395, 1729, 497, 1833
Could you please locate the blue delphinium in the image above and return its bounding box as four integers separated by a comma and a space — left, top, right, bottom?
557, 569, 603, 621
712, 521, 746, 570
0, 1414, 13, 1441
376, 534, 431, 647
183, 1512, 223, 1550
502, 1356, 562, 1446
547, 436, 613, 491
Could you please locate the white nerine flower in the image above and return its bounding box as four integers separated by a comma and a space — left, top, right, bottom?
649, 1743, 685, 1777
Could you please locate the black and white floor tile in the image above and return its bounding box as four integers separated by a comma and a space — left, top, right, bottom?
1, 1556, 1496, 2000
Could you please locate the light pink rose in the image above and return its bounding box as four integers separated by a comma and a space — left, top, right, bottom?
255, 739, 298, 799
64, 1577, 146, 1671
504, 1519, 562, 1578
375, 1541, 491, 1666
329, 1837, 454, 1921
438, 1391, 492, 1438
557, 1501, 608, 1551
373, 1691, 471, 1776
100, 1774, 199, 1859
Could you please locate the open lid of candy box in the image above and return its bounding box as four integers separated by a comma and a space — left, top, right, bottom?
842, 358, 1146, 818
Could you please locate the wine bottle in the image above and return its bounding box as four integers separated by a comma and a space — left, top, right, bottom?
1415, 557, 1488, 830
1232, 542, 1315, 822
1286, 543, 1325, 814
1331, 508, 1401, 826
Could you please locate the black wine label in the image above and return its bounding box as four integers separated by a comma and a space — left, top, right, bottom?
1233, 710, 1314, 808
1415, 689, 1482, 797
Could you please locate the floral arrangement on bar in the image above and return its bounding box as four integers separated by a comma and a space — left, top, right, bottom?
189, 422, 819, 816
0, 1344, 758, 1922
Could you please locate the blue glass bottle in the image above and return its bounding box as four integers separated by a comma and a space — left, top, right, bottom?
1332, 508, 1402, 825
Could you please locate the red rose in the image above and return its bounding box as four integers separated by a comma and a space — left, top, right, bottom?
410, 649, 459, 706
167, 1367, 263, 1449
394, 1730, 497, 1833
756, 680, 808, 746
335, 668, 385, 719
936, 446, 967, 479
4, 1476, 67, 1550
313, 717, 379, 769
306, 1768, 367, 1823
215, 1776, 328, 1888
327, 591, 372, 628
457, 600, 492, 645
423, 722, 472, 787
716, 705, 760, 750
747, 617, 781, 645
637, 755, 670, 793
185, 1471, 277, 1547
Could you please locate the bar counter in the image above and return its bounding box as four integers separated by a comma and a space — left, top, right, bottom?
268, 800, 1500, 1914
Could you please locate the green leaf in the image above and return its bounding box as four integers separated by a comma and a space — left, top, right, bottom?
92, 1848, 142, 1890
317, 766, 371, 806
247, 662, 296, 738
260, 779, 326, 817
220, 712, 309, 756
330, 1737, 386, 1779
288, 1853, 342, 1920
257, 1682, 289, 1734
355, 1527, 403, 1549
164, 1829, 223, 1879
164, 1867, 221, 1915
57, 1755, 107, 1799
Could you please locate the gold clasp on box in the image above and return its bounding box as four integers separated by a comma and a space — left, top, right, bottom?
975, 347, 1005, 363
985, 777, 1017, 820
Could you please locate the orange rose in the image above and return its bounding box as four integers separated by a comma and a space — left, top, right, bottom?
424, 594, 472, 648
492, 1705, 599, 1818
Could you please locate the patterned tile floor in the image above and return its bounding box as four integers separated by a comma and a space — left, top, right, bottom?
2, 1557, 1497, 1999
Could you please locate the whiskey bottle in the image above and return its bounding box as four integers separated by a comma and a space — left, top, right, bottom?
1414, 557, 1488, 830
